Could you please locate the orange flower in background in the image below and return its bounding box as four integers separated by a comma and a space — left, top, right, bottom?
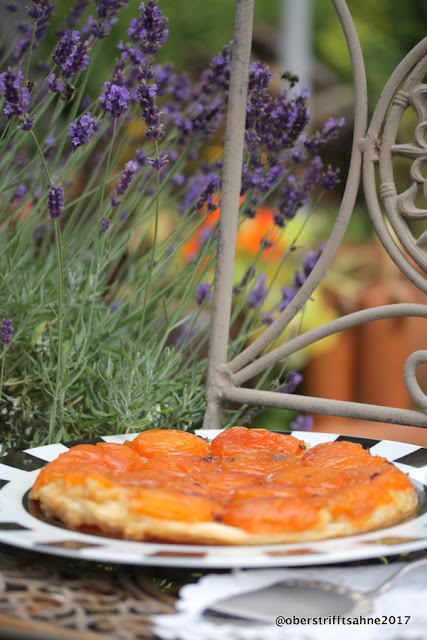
180, 206, 220, 263
180, 199, 286, 264
235, 206, 285, 260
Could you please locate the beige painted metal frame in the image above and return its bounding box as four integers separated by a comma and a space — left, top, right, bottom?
202, 0, 427, 429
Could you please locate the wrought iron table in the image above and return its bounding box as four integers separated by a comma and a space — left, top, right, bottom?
1, 541, 426, 640
0, 541, 178, 640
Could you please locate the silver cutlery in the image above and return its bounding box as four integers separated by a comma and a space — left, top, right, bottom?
206, 557, 427, 623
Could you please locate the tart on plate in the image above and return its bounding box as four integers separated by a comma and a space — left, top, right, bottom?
29, 427, 418, 545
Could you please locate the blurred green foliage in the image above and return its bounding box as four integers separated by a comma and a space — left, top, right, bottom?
314, 0, 426, 105
41, 1, 279, 90
42, 1, 426, 104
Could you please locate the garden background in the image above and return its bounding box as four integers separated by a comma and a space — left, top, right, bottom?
0, 0, 426, 452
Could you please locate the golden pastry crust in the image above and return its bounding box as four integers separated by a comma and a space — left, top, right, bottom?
29, 428, 419, 545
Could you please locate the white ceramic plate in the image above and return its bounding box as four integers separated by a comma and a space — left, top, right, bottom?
0, 431, 426, 568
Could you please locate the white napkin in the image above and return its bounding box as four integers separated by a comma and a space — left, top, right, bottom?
152, 563, 427, 640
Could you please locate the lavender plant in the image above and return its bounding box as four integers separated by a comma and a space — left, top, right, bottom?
0, 1, 343, 450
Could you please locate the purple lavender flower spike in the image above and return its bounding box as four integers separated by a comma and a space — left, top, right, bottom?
287, 243, 325, 292
247, 274, 267, 309
260, 310, 275, 325
290, 414, 314, 431
27, 2, 53, 22
177, 170, 221, 214
95, 0, 128, 20
276, 175, 307, 224
233, 266, 256, 295
27, 4, 44, 21
320, 165, 341, 191
100, 82, 129, 118
14, 183, 27, 201
19, 115, 36, 132
68, 112, 99, 151
64, 0, 91, 29
35, 1, 54, 37
170, 173, 185, 188
0, 69, 30, 119
128, 0, 168, 55
152, 63, 173, 96
83, 15, 118, 40
245, 75, 310, 162
100, 218, 111, 234
277, 286, 297, 312
12, 33, 32, 65
277, 370, 303, 394
175, 97, 224, 143
199, 44, 232, 94
53, 30, 91, 78
248, 61, 272, 95
117, 41, 147, 66
48, 74, 66, 93
47, 185, 65, 219
13, 1, 54, 62
196, 283, 211, 306
303, 155, 323, 192
292, 147, 303, 163
5, 3, 18, 13
302, 116, 346, 155
137, 81, 164, 139
135, 148, 148, 166
168, 72, 191, 102
301, 243, 324, 280
109, 59, 126, 87
147, 153, 168, 171
115, 160, 138, 196
292, 269, 306, 288
1, 319, 13, 346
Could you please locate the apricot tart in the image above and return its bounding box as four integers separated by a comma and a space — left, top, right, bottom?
29, 427, 418, 545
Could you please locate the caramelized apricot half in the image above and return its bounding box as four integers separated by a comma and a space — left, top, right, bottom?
126, 429, 210, 458
174, 470, 261, 501
302, 441, 386, 470
223, 496, 321, 534
143, 453, 217, 475
31, 442, 145, 494
129, 487, 221, 523
211, 426, 307, 457
220, 450, 301, 475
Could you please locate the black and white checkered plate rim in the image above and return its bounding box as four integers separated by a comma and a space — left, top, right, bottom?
0, 430, 426, 569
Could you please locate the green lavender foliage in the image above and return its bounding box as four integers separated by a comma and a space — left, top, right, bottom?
0, 1, 342, 451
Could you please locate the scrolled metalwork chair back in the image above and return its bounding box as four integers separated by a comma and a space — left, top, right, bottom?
202, 0, 427, 430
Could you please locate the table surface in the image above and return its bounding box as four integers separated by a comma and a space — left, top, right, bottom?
0, 541, 181, 640
1, 540, 426, 640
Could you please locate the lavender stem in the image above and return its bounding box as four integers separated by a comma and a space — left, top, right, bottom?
30, 130, 65, 440
0, 348, 6, 405
126, 139, 161, 401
